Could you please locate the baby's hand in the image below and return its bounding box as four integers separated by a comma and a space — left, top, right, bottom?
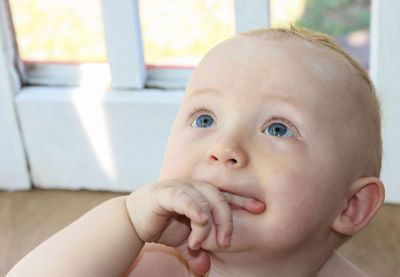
125, 179, 263, 250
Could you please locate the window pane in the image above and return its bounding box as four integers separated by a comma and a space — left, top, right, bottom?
9, 0, 107, 63
270, 0, 371, 69
138, 0, 235, 67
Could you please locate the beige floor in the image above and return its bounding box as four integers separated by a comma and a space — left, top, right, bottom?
1, 189, 399, 277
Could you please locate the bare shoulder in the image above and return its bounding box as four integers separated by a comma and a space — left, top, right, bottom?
318, 252, 369, 277
125, 243, 199, 277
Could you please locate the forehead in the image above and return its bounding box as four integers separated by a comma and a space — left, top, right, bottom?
184, 35, 354, 110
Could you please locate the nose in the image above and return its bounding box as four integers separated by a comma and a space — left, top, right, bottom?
207, 139, 249, 169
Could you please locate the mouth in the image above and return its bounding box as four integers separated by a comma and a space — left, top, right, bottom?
219, 188, 266, 214
229, 203, 246, 211
191, 176, 265, 212
219, 187, 262, 204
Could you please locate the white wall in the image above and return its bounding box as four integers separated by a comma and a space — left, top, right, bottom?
370, 0, 400, 204
15, 87, 182, 192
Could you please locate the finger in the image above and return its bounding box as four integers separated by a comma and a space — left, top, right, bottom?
222, 192, 266, 214
158, 186, 212, 250
187, 220, 212, 250
193, 182, 233, 248
156, 187, 209, 225
156, 187, 213, 250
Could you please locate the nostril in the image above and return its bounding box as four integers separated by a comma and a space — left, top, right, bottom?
228, 158, 238, 164
210, 155, 218, 161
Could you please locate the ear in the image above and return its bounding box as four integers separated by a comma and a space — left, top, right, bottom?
331, 177, 385, 235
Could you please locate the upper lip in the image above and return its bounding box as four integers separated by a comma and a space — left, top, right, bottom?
193, 175, 263, 203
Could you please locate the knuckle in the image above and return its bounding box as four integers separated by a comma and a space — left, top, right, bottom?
187, 198, 200, 211
171, 188, 186, 202
215, 191, 228, 203
197, 198, 211, 212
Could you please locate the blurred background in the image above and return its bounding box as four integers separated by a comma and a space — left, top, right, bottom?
9, 0, 371, 68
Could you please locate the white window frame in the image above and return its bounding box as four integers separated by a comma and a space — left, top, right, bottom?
0, 0, 30, 190
370, 0, 400, 203
22, 0, 271, 90
1, 0, 271, 191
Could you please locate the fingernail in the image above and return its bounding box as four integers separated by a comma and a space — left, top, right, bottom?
223, 234, 231, 247
247, 200, 266, 213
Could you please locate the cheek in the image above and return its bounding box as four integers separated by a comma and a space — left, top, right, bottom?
159, 130, 204, 180
268, 170, 319, 222
159, 148, 193, 180
256, 161, 333, 245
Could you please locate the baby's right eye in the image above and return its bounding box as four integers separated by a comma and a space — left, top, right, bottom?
192, 114, 216, 128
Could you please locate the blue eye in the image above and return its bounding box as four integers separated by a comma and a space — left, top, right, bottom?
266, 122, 293, 137
192, 114, 216, 128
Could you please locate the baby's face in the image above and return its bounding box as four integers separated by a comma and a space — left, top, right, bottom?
160, 35, 358, 255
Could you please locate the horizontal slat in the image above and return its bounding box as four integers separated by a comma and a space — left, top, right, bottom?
146, 67, 193, 89
24, 63, 194, 90
24, 63, 111, 87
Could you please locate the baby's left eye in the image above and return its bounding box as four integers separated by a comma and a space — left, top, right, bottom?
192, 114, 216, 128
264, 122, 294, 138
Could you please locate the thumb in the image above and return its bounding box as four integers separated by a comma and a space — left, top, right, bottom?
176, 242, 210, 275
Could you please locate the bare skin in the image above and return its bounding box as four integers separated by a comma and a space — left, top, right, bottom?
127, 244, 369, 277
7, 34, 384, 277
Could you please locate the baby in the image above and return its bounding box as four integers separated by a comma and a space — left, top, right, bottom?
8, 26, 385, 277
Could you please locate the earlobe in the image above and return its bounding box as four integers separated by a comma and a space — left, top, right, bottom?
331, 177, 385, 235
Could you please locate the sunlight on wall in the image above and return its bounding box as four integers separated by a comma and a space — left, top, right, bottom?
71, 87, 116, 182
77, 63, 111, 88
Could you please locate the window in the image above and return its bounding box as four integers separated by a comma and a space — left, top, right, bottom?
270, 0, 371, 70
9, 0, 370, 89
9, 0, 270, 89
139, 0, 235, 68
9, 0, 107, 63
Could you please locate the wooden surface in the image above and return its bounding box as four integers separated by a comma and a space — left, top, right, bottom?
338, 203, 400, 277
1, 189, 399, 276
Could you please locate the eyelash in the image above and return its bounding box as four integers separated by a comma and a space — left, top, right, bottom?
187, 106, 216, 125
187, 107, 300, 137
264, 116, 299, 137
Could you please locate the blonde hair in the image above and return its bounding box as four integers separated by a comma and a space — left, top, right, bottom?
240, 25, 382, 177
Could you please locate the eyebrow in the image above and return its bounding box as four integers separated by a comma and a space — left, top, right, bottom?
187, 88, 222, 97
188, 87, 306, 114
